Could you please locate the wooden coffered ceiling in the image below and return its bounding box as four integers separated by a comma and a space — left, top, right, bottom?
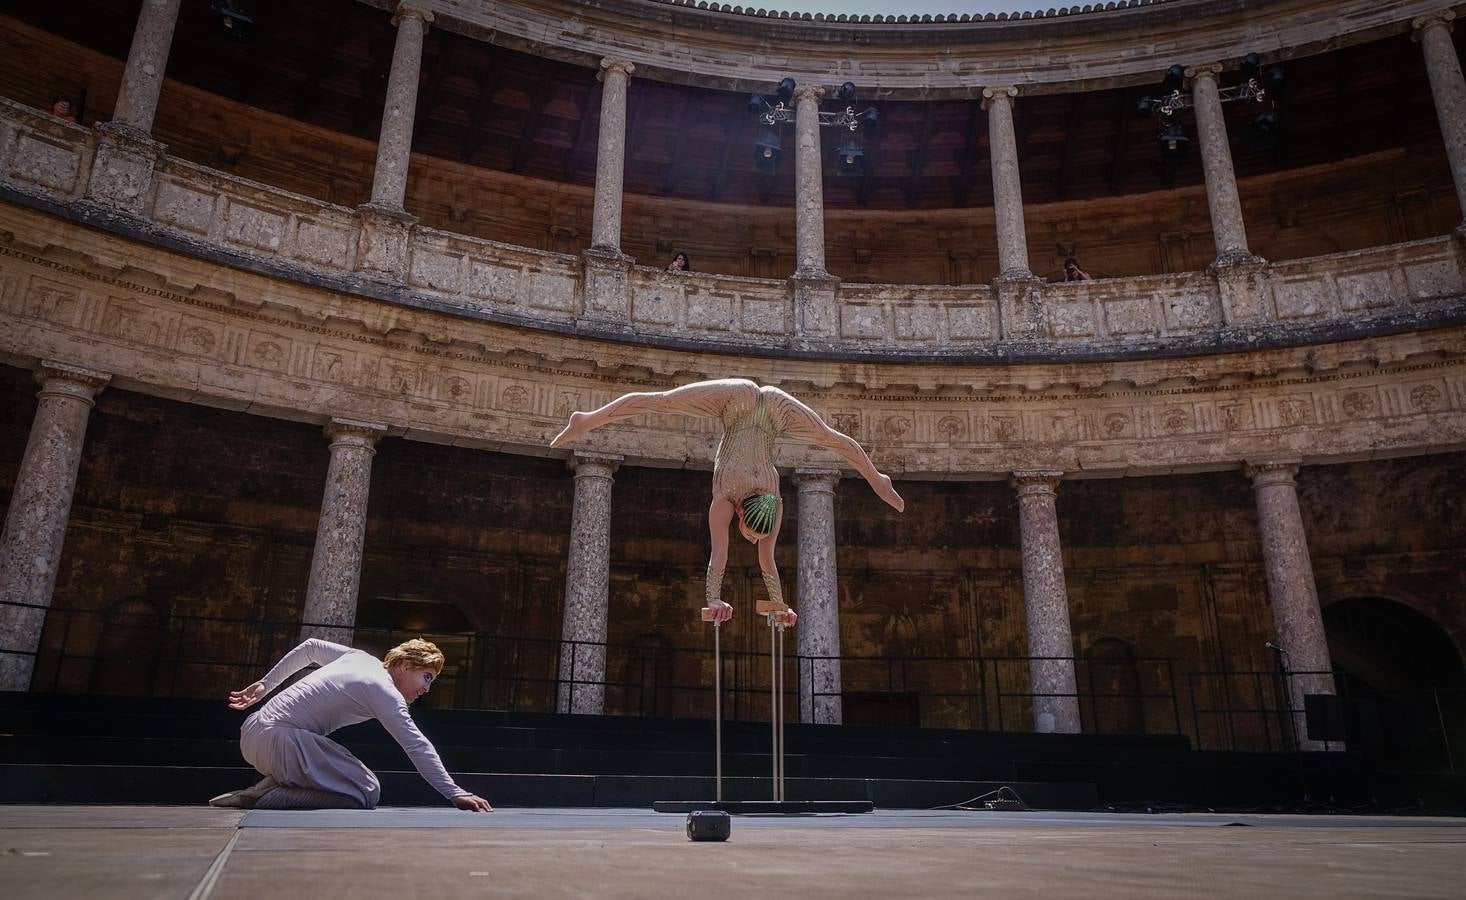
7, 0, 1459, 210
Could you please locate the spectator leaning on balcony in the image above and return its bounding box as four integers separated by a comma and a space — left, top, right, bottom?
49, 96, 75, 123
1062, 256, 1092, 282
666, 251, 691, 272
208, 637, 492, 811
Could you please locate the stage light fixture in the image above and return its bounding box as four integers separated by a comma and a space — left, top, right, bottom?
835, 140, 866, 176
210, 0, 254, 40
745, 78, 879, 175
753, 130, 782, 175
1136, 54, 1287, 160
1158, 121, 1190, 159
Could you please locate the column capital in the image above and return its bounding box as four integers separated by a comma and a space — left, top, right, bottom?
794, 468, 841, 493
792, 84, 825, 104
392, 1, 435, 28
981, 84, 1019, 108
1244, 459, 1301, 487
36, 361, 111, 402
325, 418, 387, 449
1184, 63, 1224, 82
1010, 470, 1064, 496
1412, 8, 1454, 39
598, 58, 636, 80
570, 452, 622, 478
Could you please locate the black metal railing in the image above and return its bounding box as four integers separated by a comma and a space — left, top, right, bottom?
2, 599, 1460, 766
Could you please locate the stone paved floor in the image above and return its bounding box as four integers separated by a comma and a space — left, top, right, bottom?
1, 806, 1464, 899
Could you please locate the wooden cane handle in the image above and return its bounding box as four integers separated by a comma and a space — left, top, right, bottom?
700, 607, 717, 622
755, 599, 788, 615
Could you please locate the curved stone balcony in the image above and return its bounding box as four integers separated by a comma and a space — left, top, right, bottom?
3, 99, 1464, 365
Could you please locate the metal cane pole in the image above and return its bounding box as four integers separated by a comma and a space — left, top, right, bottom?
701, 607, 723, 801
776, 619, 786, 801
769, 612, 778, 800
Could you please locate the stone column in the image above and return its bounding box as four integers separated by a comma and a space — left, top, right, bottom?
1187, 64, 1260, 268
983, 85, 1032, 280
1011, 470, 1081, 734
354, 3, 432, 279
86, 0, 182, 211
300, 420, 387, 644
558, 453, 620, 715
590, 59, 635, 252
1414, 10, 1466, 230
1246, 461, 1336, 752
795, 469, 842, 724
793, 84, 828, 276
112, 0, 183, 135
366, 2, 433, 212
0, 362, 109, 691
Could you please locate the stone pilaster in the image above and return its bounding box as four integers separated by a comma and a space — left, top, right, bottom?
792, 84, 828, 277
558, 452, 620, 715
1188, 64, 1262, 269
1011, 470, 1081, 734
300, 419, 387, 644
590, 59, 635, 252
1245, 460, 1336, 752
983, 85, 1033, 280
86, 125, 166, 214
355, 204, 416, 280
581, 246, 633, 322
0, 362, 109, 691
790, 271, 840, 340
795, 469, 842, 724
1414, 10, 1466, 231
112, 0, 183, 136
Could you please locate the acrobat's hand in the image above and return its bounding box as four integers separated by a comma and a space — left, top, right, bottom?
876, 473, 905, 513
704, 600, 733, 624
772, 609, 798, 628
452, 793, 493, 812
550, 411, 589, 448
228, 681, 267, 710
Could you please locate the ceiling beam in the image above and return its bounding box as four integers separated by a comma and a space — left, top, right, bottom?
459, 49, 504, 163
660, 91, 701, 194
511, 72, 561, 173
905, 102, 938, 206
711, 103, 756, 202
1105, 88, 1134, 194
951, 98, 985, 206
562, 81, 600, 181
1053, 94, 1081, 200
295, 0, 351, 118
351, 11, 399, 136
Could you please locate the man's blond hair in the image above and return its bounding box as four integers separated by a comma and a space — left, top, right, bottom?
383, 638, 445, 674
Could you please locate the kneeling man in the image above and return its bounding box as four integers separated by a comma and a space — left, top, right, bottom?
209, 637, 492, 811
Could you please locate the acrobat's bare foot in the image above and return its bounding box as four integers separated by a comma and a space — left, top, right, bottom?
877, 474, 905, 513
550, 411, 590, 448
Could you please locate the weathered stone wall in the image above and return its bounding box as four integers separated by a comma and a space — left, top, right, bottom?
1, 17, 1457, 283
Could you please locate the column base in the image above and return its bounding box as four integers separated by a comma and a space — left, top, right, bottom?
994, 274, 1045, 339
1211, 256, 1269, 324
789, 271, 840, 339
85, 122, 165, 214
581, 247, 634, 323
355, 203, 417, 281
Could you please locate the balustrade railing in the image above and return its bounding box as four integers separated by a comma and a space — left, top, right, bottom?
2, 599, 1460, 768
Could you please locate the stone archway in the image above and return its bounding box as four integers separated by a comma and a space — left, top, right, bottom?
1323, 596, 1466, 767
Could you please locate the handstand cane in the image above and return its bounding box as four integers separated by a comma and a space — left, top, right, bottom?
700, 607, 722, 801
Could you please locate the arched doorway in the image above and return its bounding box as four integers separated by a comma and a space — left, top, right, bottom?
356, 593, 479, 710
1323, 596, 1466, 768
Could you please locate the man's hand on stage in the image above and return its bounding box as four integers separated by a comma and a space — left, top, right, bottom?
228, 681, 267, 710
453, 793, 493, 812
708, 599, 733, 623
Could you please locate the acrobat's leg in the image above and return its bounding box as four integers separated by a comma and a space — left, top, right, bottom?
776, 395, 904, 512
550, 379, 751, 448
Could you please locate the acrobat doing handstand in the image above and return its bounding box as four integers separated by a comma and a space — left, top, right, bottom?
209, 637, 492, 811
551, 378, 904, 622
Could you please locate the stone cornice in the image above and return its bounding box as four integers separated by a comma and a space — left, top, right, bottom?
362, 0, 1466, 98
